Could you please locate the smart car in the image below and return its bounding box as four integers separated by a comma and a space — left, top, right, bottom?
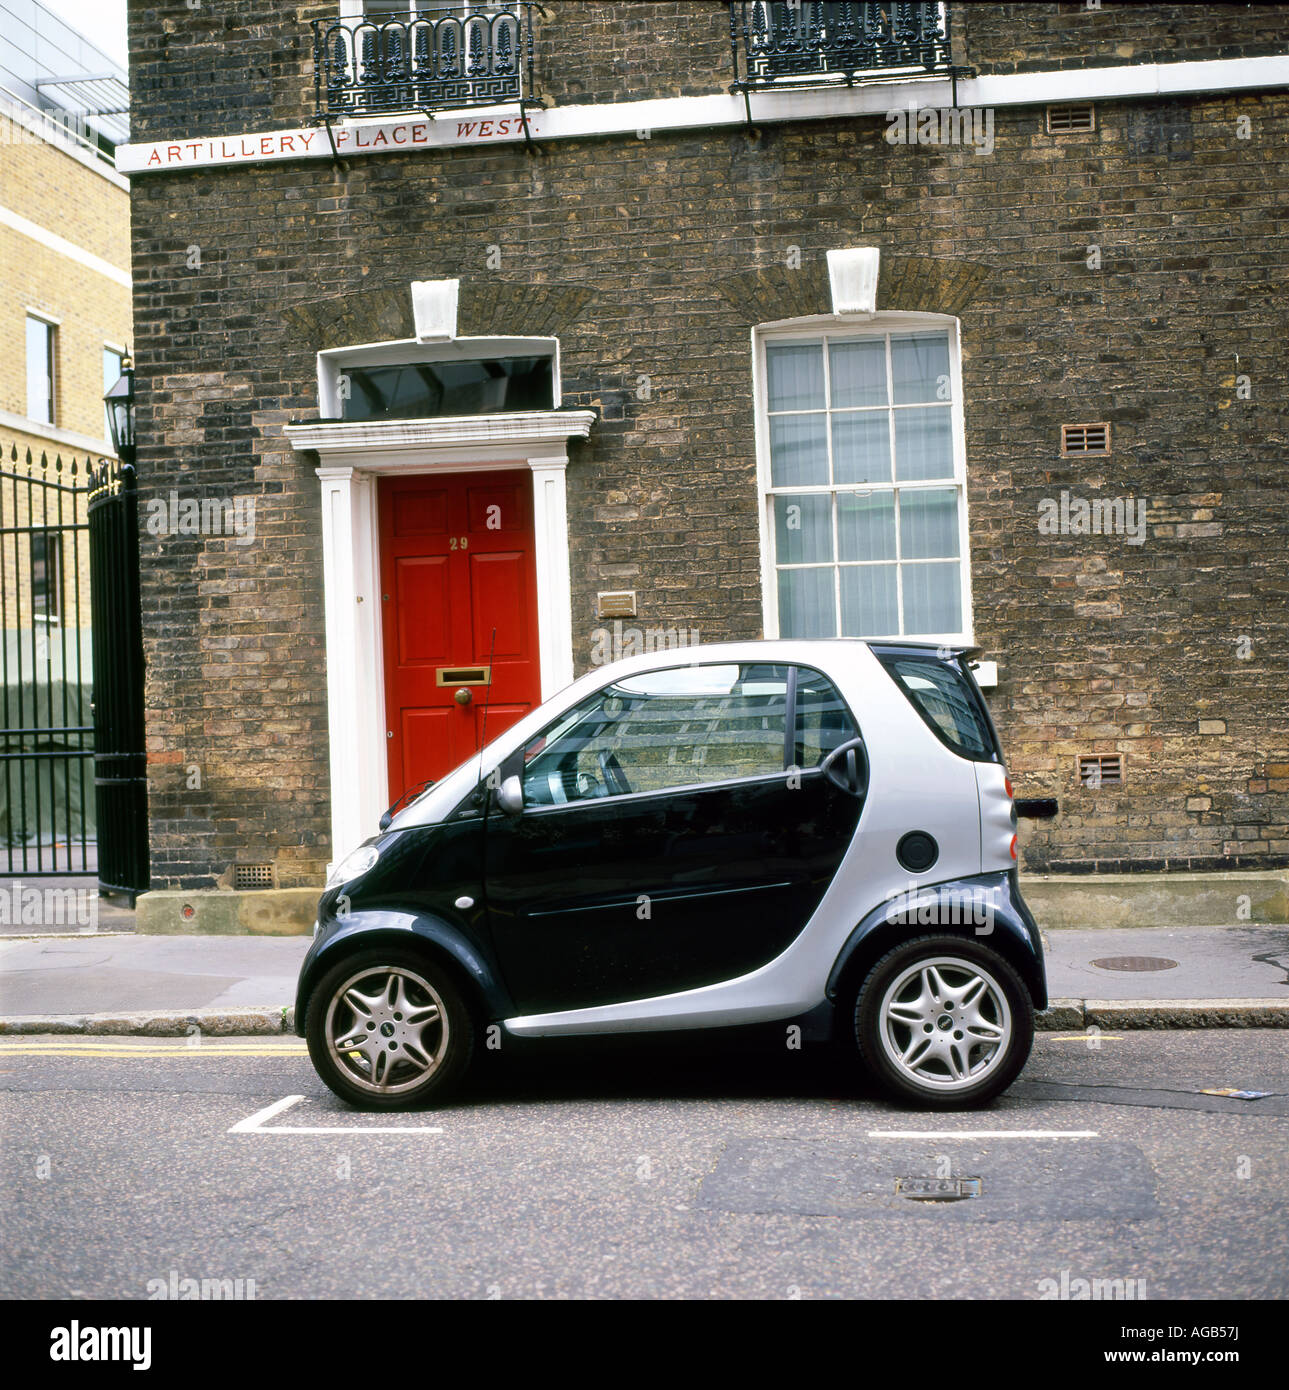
295, 640, 1048, 1110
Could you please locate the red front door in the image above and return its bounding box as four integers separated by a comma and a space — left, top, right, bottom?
378, 470, 541, 804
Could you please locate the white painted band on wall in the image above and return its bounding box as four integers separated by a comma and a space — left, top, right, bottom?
0, 203, 131, 287
117, 55, 1289, 175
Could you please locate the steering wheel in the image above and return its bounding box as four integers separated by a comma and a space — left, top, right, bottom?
598, 748, 631, 796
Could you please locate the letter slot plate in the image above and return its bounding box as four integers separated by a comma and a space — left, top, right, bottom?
435, 666, 491, 687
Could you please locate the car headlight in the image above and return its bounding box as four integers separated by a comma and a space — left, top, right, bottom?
325, 842, 381, 890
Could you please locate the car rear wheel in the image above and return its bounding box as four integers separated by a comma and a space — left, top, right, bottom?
854, 935, 1033, 1109
306, 947, 474, 1110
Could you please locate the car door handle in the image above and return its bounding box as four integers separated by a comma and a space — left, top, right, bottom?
820, 737, 869, 798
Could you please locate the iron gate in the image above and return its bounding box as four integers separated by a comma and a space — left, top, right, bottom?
87, 455, 148, 902
0, 444, 148, 902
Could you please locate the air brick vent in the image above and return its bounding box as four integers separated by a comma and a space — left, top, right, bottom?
234, 863, 275, 890
1047, 103, 1096, 134
1078, 754, 1123, 788
1062, 422, 1111, 455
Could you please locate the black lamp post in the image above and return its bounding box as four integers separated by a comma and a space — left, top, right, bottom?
104, 356, 136, 465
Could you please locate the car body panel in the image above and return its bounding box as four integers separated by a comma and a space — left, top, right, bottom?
296, 639, 1045, 1047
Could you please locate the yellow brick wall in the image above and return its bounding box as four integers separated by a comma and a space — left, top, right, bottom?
0, 110, 132, 445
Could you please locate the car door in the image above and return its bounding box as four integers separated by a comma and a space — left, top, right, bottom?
483, 661, 864, 1015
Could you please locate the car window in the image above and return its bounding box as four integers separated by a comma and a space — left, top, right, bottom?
878, 654, 998, 761
794, 666, 859, 767
522, 663, 790, 805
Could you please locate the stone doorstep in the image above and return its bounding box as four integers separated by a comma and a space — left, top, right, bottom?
135, 887, 321, 936
134, 870, 1289, 936
1, 1000, 1287, 1035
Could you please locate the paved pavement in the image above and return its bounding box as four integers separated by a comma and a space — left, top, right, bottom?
1, 924, 1286, 1021
0, 1028, 1285, 1299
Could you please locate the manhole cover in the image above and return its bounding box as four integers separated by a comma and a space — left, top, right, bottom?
1091, 956, 1179, 972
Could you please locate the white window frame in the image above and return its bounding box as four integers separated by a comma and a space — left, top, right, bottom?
317, 335, 560, 419
753, 311, 974, 647
25, 311, 59, 426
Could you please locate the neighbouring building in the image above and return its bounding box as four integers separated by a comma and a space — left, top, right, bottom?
120, 2, 1289, 891
0, 0, 132, 870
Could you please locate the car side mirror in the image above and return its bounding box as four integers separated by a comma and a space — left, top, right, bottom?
496, 775, 524, 816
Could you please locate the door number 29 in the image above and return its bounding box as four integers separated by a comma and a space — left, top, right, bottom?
449, 536, 469, 550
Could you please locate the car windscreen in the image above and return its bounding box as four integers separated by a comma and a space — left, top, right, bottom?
877, 654, 1000, 762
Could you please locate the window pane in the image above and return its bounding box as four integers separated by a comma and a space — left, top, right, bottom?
766, 343, 824, 411
794, 665, 859, 767
769, 414, 828, 487
774, 494, 833, 565
840, 564, 898, 636
829, 339, 887, 408
837, 491, 895, 562
342, 357, 553, 421
522, 663, 789, 802
902, 562, 962, 634
103, 348, 124, 436
778, 566, 837, 638
879, 654, 997, 761
26, 318, 53, 424
894, 406, 953, 481
899, 487, 960, 559
891, 333, 951, 404
832, 411, 890, 485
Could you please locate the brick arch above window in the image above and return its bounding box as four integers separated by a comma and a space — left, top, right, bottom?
283, 280, 597, 353
715, 255, 992, 326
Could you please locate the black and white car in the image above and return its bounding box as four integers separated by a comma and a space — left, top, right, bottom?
296, 640, 1048, 1110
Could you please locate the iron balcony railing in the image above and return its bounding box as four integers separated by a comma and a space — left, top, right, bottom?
312, 3, 541, 120
730, 1, 952, 91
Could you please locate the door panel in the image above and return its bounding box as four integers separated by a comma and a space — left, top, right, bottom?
485, 771, 862, 1014
395, 555, 451, 663
380, 470, 541, 804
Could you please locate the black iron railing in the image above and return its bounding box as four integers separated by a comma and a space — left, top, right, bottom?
312, 3, 541, 120
730, 1, 952, 91
0, 446, 93, 877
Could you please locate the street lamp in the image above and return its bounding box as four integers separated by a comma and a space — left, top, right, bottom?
104, 356, 135, 464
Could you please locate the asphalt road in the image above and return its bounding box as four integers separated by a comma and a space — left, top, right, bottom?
1, 1029, 1286, 1300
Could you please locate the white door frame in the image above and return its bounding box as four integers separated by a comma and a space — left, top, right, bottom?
285, 410, 596, 863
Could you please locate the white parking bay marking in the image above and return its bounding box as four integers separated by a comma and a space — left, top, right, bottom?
228, 1094, 444, 1135
868, 1129, 1099, 1140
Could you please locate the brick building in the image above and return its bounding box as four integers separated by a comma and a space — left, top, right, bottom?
0, 1, 132, 869
119, 2, 1289, 891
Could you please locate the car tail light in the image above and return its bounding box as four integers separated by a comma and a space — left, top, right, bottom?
1004, 776, 1013, 799
1009, 834, 1018, 860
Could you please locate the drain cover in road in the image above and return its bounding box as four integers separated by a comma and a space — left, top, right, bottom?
697, 1139, 1159, 1220
1090, 956, 1179, 972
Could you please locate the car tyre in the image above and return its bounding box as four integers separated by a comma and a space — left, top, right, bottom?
306, 946, 475, 1111
854, 935, 1033, 1109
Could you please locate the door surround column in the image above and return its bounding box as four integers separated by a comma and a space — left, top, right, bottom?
285, 410, 595, 865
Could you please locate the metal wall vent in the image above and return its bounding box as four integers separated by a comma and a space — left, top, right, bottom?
1061, 422, 1111, 455
1078, 755, 1123, 788
1047, 103, 1096, 134
234, 863, 275, 890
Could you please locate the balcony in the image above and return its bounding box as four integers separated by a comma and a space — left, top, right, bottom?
312, 3, 540, 121
730, 1, 953, 92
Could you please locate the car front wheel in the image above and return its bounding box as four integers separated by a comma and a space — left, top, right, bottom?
854, 936, 1033, 1109
306, 947, 474, 1110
